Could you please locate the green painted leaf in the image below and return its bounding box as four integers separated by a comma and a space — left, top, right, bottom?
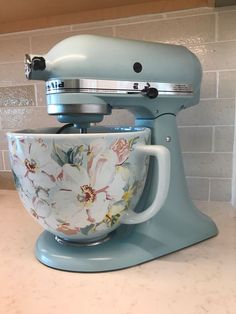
128, 136, 139, 149
123, 182, 131, 192
67, 145, 83, 164
51, 142, 68, 166
121, 162, 131, 168
12, 170, 21, 189
80, 224, 96, 235
110, 213, 121, 226
112, 200, 125, 207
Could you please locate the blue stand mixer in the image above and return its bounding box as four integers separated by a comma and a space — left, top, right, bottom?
24, 35, 218, 272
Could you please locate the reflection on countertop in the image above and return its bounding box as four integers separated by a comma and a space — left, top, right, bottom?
0, 189, 236, 314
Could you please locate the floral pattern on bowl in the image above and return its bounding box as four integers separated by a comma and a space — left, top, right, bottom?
8, 129, 150, 242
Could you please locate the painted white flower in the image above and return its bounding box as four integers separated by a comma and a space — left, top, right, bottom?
16, 174, 53, 221
53, 153, 125, 232
9, 137, 60, 189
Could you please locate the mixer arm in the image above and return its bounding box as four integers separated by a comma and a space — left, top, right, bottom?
24, 35, 202, 125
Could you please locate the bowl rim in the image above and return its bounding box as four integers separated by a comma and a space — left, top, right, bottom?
7, 126, 150, 138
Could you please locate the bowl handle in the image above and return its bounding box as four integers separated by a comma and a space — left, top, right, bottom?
120, 145, 170, 224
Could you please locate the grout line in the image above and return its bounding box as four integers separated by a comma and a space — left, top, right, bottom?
212, 126, 215, 152
162, 11, 216, 21
216, 71, 220, 98
34, 84, 39, 106
0, 26, 72, 38
231, 98, 236, 204
0, 61, 23, 65
0, 151, 3, 171
215, 12, 219, 42
203, 69, 236, 73
208, 178, 211, 201
28, 36, 32, 54
2, 151, 6, 171
187, 39, 236, 47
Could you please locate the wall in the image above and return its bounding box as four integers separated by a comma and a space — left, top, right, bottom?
0, 5, 235, 202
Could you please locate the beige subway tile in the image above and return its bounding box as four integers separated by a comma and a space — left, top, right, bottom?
183, 152, 232, 178
178, 127, 212, 152
0, 85, 35, 107
0, 62, 27, 85
31, 31, 74, 55
111, 13, 164, 24
72, 28, 114, 37
0, 152, 3, 170
218, 71, 236, 98
215, 5, 236, 12
115, 14, 215, 45
0, 26, 71, 40
0, 131, 8, 150
72, 14, 164, 30
27, 26, 71, 36
3, 151, 11, 171
98, 109, 135, 126
0, 82, 14, 87
214, 126, 234, 152
35, 83, 46, 106
200, 72, 217, 99
165, 7, 216, 18
0, 171, 15, 190
0, 36, 29, 63
186, 177, 209, 201
0, 106, 61, 130
218, 11, 236, 41
72, 21, 114, 30
189, 41, 236, 71
210, 178, 231, 202
177, 99, 235, 126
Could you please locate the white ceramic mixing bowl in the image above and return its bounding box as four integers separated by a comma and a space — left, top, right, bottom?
7, 126, 170, 243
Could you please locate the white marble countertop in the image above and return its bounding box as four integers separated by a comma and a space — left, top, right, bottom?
0, 190, 236, 314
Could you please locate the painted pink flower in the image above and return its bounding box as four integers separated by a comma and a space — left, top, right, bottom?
56, 223, 80, 235
111, 138, 130, 165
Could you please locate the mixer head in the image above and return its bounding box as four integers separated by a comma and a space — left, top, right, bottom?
25, 35, 202, 129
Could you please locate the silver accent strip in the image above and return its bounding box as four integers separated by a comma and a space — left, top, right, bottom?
46, 79, 193, 96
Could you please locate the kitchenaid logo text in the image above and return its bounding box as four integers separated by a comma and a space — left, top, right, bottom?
46, 81, 65, 91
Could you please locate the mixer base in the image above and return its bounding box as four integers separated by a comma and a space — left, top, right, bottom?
35, 203, 218, 272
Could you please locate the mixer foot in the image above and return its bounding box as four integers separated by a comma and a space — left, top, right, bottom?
35, 204, 218, 272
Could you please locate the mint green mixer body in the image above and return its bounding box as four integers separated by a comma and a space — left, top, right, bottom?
24, 35, 217, 272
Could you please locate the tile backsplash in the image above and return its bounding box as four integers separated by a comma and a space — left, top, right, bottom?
0, 6, 236, 202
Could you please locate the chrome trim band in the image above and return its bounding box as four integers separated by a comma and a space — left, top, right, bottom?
46, 79, 194, 96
